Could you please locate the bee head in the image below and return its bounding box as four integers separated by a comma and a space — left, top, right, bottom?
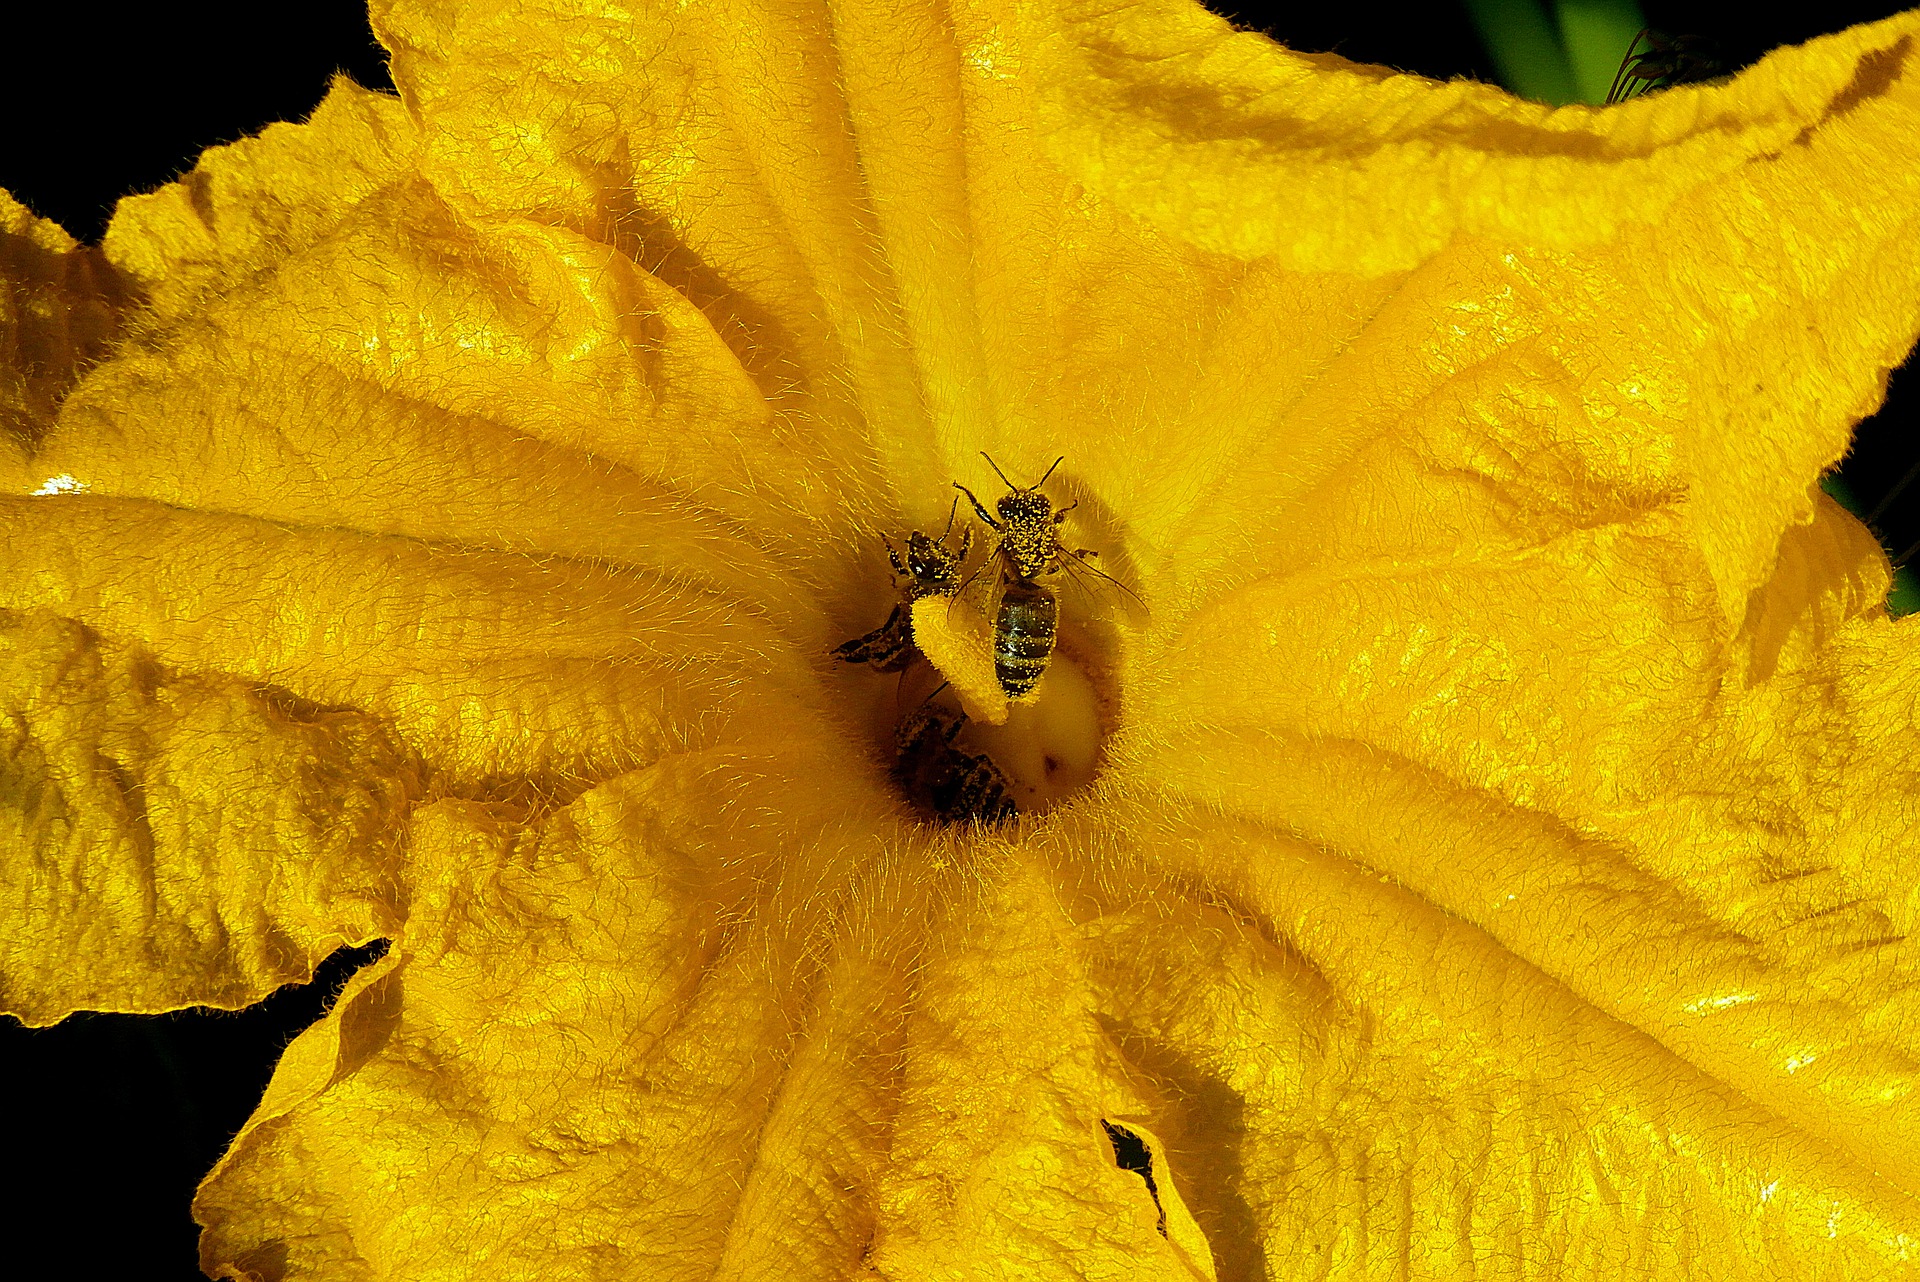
981, 453, 1064, 530
905, 530, 960, 592
997, 490, 1052, 526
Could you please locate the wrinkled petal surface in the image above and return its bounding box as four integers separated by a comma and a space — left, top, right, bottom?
3, 1, 1920, 1279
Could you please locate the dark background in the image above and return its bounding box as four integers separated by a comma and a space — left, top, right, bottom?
2, 3, 1915, 1277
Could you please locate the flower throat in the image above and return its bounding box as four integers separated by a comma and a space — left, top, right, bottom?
833, 455, 1122, 824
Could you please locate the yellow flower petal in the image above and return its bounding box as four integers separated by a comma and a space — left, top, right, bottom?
3, 0, 1920, 1277
1037, 0, 1918, 271
102, 79, 418, 322
1063, 798, 1920, 1276
196, 766, 904, 1278
0, 607, 406, 1024
0, 192, 129, 490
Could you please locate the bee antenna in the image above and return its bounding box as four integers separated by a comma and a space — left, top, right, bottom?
1037, 456, 1064, 487
906, 681, 951, 715
896, 675, 953, 719
942, 494, 959, 538
980, 452, 1016, 491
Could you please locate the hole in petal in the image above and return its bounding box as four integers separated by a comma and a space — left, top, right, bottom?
1102, 1120, 1168, 1238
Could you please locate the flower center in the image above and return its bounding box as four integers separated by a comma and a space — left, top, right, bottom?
830, 481, 1123, 826
898, 595, 1104, 819
963, 648, 1104, 808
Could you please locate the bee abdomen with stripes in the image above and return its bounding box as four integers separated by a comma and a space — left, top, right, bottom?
993, 578, 1058, 700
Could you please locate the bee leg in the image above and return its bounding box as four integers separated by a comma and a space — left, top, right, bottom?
834, 604, 912, 666
1052, 501, 1078, 524
954, 482, 1000, 529
884, 535, 908, 580
894, 698, 941, 751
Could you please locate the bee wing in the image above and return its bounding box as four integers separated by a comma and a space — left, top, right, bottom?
949, 537, 1003, 609
1056, 548, 1145, 610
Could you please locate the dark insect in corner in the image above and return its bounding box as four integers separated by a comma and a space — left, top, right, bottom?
832, 500, 973, 671
1605, 29, 1722, 105
892, 701, 1018, 825
954, 453, 1134, 700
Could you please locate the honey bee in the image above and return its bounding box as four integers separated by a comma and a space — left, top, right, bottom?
892, 700, 1018, 825
954, 454, 1131, 700
832, 501, 972, 671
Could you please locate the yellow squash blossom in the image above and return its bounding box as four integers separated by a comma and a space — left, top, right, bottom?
6, 0, 1920, 1275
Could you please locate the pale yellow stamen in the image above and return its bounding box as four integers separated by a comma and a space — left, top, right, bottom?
968, 657, 1101, 809
911, 596, 1103, 810
912, 596, 1007, 724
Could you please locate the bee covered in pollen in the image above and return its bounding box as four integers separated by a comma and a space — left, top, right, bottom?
954, 453, 1131, 701
832, 500, 972, 671
892, 700, 1018, 825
